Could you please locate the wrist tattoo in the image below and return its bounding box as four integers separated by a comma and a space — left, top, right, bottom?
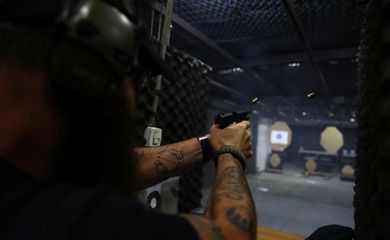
215, 165, 250, 193
154, 147, 184, 176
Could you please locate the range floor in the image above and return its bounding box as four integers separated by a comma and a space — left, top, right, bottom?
201, 170, 354, 237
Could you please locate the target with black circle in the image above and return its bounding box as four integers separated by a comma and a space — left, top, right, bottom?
270, 121, 292, 152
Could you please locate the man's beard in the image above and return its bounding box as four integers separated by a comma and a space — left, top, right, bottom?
52, 89, 137, 198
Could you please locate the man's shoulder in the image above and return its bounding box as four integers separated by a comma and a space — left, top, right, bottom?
0, 184, 137, 239
1, 183, 132, 206
0, 184, 198, 240
0, 183, 142, 222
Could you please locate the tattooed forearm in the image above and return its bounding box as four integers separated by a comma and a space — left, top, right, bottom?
215, 166, 250, 193
206, 192, 243, 218
154, 147, 185, 176
185, 153, 256, 240
225, 206, 254, 235
207, 154, 256, 238
134, 139, 205, 188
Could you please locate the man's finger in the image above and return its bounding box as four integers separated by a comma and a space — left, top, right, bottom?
240, 121, 251, 129
244, 150, 253, 158
247, 141, 252, 151
247, 129, 252, 137
226, 121, 250, 130
245, 130, 252, 142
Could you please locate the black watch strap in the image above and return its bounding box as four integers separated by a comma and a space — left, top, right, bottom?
198, 135, 213, 163
215, 145, 246, 170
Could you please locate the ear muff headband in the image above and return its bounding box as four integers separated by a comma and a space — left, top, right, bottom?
51, 0, 140, 98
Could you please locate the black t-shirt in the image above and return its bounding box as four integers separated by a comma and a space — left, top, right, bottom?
0, 160, 199, 240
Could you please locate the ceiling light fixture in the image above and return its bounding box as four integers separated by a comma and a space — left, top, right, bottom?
288, 63, 300, 67
218, 67, 243, 75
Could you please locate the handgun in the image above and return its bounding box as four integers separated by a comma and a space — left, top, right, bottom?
214, 110, 252, 129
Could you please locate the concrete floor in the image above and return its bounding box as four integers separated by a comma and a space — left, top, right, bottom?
200, 170, 354, 237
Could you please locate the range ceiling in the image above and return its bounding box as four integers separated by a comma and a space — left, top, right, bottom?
167, 0, 366, 99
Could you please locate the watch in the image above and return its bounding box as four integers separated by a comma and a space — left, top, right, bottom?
198, 135, 213, 163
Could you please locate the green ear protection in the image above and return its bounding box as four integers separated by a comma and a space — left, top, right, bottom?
50, 0, 140, 98
0, 0, 172, 99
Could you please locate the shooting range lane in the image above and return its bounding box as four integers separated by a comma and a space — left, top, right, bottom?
201, 166, 354, 237
0, 0, 370, 239
200, 108, 355, 237
146, 0, 362, 238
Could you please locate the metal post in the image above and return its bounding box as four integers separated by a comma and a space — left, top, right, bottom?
149, 0, 155, 36
159, 0, 174, 57
149, 0, 175, 127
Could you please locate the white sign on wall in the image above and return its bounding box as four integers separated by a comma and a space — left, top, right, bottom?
271, 131, 289, 145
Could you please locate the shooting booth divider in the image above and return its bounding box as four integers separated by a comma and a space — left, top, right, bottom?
134, 0, 211, 213
134, 47, 211, 213
354, 0, 390, 238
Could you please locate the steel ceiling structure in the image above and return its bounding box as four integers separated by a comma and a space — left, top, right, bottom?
165, 0, 366, 100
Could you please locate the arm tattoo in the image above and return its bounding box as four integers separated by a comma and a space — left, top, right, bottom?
213, 191, 243, 204
154, 147, 184, 176
225, 206, 254, 235
215, 166, 250, 193
210, 164, 248, 210
211, 155, 255, 236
